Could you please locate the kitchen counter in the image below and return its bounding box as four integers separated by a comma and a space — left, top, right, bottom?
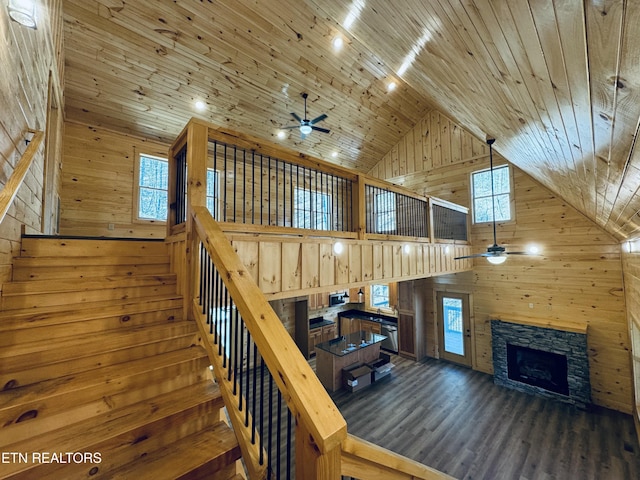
315, 330, 386, 392
337, 309, 397, 325
309, 317, 336, 330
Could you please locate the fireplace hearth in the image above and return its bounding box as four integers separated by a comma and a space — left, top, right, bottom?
491, 319, 590, 407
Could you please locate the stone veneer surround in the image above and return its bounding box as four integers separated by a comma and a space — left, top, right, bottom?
491, 319, 591, 408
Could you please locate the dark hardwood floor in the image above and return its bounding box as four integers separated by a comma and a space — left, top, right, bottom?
324, 355, 640, 480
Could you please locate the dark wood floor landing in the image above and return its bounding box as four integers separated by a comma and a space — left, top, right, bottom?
328, 356, 640, 480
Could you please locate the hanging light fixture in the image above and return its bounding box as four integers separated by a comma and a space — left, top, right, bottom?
7, 0, 37, 29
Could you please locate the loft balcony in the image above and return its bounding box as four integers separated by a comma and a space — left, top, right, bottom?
167, 118, 473, 299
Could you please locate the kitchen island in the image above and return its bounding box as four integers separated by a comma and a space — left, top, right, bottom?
315, 331, 386, 392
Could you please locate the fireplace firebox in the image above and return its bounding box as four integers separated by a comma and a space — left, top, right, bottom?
506, 343, 569, 395
491, 319, 590, 407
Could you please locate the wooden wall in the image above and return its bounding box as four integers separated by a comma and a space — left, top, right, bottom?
369, 111, 632, 413
0, 0, 65, 283
622, 248, 640, 426
60, 122, 169, 238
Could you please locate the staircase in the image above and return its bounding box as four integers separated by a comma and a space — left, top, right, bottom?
0, 237, 242, 479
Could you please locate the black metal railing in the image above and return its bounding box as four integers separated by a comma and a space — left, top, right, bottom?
199, 242, 295, 479
432, 203, 468, 241
174, 145, 188, 225
208, 140, 353, 231
364, 185, 429, 237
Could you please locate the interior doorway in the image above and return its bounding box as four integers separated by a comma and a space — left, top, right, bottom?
436, 291, 472, 367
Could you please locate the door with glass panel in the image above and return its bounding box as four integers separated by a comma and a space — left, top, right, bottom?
436, 292, 472, 367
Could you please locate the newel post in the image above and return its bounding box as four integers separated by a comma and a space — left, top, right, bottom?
295, 421, 342, 479
353, 174, 367, 240
184, 121, 209, 316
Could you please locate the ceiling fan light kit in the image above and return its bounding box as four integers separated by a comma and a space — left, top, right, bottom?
282, 93, 330, 139
455, 137, 533, 265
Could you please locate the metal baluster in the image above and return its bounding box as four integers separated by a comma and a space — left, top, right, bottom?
286, 408, 292, 480
229, 299, 236, 382
252, 343, 258, 443
233, 146, 237, 223
268, 156, 272, 225
267, 371, 274, 477
251, 151, 255, 224
259, 356, 265, 465
237, 314, 243, 404
245, 331, 251, 426
277, 391, 282, 479
223, 144, 228, 222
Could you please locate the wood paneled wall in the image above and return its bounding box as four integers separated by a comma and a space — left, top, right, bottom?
60, 122, 169, 238
370, 111, 632, 413
622, 249, 640, 426
0, 0, 65, 283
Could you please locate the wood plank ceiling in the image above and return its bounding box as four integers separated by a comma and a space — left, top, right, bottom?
62, 0, 640, 241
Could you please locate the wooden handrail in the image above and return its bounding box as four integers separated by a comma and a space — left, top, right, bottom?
191, 205, 348, 455
341, 434, 456, 480
0, 130, 44, 225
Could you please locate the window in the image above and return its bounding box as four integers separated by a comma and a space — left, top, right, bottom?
370, 284, 390, 309
294, 187, 331, 230
375, 191, 396, 233
471, 164, 511, 223
206, 169, 220, 219
137, 154, 168, 221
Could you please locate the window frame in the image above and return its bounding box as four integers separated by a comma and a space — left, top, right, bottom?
374, 190, 396, 233
206, 168, 221, 220
470, 163, 515, 225
293, 186, 332, 231
134, 153, 169, 224
369, 283, 393, 313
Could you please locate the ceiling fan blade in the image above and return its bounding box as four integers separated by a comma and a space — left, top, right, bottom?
282, 125, 300, 130
290, 112, 302, 122
454, 252, 491, 260
310, 113, 327, 124
311, 125, 330, 134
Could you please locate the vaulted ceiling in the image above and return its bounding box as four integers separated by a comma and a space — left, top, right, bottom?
62, 0, 640, 241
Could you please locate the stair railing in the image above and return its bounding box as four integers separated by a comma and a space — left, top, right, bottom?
0, 130, 44, 225
189, 205, 347, 479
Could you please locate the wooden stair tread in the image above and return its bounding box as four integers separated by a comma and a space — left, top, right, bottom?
0, 320, 197, 362
108, 421, 241, 480
0, 293, 183, 327
0, 345, 208, 413
13, 254, 171, 267
1, 380, 224, 477
20, 237, 169, 257
2, 273, 177, 296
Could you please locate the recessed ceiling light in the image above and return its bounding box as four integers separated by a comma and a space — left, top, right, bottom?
277, 130, 286, 139
387, 81, 397, 92
332, 36, 344, 50
194, 100, 206, 111
331, 151, 338, 158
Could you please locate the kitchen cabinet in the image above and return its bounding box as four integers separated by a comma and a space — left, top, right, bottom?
308, 327, 324, 356
360, 319, 382, 335
322, 322, 338, 342
309, 322, 338, 356
339, 316, 361, 336
397, 280, 425, 361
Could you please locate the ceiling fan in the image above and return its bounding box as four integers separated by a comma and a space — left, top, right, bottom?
282, 93, 330, 139
455, 138, 531, 265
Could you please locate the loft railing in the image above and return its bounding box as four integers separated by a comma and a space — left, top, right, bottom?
168, 119, 468, 243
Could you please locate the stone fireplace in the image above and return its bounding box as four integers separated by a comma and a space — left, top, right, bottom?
491, 318, 591, 408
